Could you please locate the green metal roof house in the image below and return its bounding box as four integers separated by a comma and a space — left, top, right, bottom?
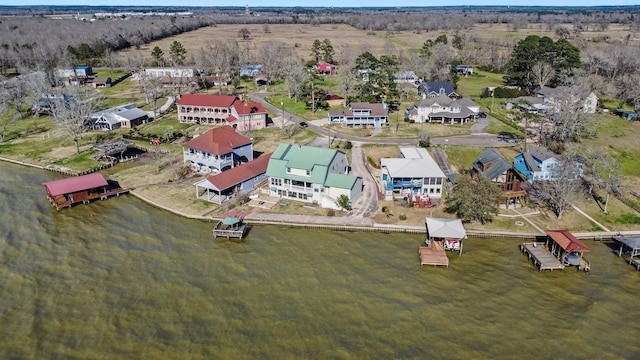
266, 144, 363, 209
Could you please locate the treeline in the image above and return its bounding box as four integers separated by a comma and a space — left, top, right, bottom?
0, 16, 215, 74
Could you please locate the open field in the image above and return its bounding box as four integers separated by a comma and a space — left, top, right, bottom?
116, 23, 637, 66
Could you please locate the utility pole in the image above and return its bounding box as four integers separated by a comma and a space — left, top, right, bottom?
281, 100, 285, 128
328, 112, 331, 148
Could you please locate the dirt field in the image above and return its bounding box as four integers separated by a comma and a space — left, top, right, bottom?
116, 23, 635, 66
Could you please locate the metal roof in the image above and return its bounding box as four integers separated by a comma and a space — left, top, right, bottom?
426, 218, 467, 240
44, 173, 108, 196
546, 230, 591, 253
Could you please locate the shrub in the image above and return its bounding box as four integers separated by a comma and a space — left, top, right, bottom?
367, 156, 380, 169
399, 213, 407, 220
327, 208, 336, 216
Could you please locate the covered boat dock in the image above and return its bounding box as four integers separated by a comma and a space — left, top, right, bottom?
521, 230, 591, 272
613, 235, 640, 270
43, 173, 131, 209
213, 217, 249, 240
420, 218, 466, 267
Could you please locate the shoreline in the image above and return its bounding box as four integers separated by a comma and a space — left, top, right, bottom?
3, 155, 640, 240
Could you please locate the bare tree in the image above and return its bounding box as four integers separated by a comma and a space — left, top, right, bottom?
532, 160, 582, 219
531, 62, 555, 91
0, 92, 12, 142
543, 84, 596, 148
576, 147, 622, 213
48, 88, 101, 154
283, 60, 307, 101
238, 28, 251, 41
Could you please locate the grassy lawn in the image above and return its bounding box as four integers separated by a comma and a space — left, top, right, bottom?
457, 69, 505, 98
442, 145, 487, 172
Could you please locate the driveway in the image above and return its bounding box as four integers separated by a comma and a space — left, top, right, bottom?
347, 144, 379, 219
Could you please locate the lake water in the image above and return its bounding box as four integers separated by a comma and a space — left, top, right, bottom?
1, 161, 639, 359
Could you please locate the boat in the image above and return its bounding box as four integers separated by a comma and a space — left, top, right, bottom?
563, 252, 580, 266
213, 217, 249, 240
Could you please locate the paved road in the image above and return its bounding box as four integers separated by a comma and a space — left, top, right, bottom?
248, 91, 512, 220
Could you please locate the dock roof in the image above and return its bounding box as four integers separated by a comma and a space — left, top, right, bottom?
44, 173, 108, 196
426, 218, 467, 240
614, 236, 640, 250
545, 230, 591, 253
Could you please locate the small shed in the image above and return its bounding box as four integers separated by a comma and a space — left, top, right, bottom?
425, 217, 466, 256
613, 235, 640, 270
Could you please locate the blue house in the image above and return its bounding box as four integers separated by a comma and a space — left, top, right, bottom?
514, 147, 561, 183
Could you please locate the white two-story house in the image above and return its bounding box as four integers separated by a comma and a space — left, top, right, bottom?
380, 147, 446, 201
406, 94, 479, 125
328, 102, 388, 128
266, 144, 362, 209
182, 125, 253, 173
176, 94, 267, 132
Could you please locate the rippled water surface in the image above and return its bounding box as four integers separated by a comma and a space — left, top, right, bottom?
1, 161, 639, 359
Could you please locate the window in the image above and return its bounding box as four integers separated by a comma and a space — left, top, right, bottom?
286, 167, 291, 173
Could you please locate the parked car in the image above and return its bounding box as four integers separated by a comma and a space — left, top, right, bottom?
477, 111, 487, 118
299, 121, 308, 127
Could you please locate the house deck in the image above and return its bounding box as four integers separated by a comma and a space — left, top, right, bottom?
419, 241, 449, 267
520, 242, 565, 271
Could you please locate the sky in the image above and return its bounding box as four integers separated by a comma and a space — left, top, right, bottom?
1, 1, 639, 7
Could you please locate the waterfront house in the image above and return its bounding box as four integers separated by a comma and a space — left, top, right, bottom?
406, 94, 479, 124
380, 147, 446, 203
471, 148, 527, 208
176, 94, 267, 132
266, 144, 362, 209
328, 102, 388, 128
88, 103, 150, 131
182, 125, 253, 173
194, 153, 271, 204
513, 147, 561, 183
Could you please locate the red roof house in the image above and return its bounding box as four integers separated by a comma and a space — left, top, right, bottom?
182, 125, 254, 173
194, 153, 272, 204
176, 94, 267, 132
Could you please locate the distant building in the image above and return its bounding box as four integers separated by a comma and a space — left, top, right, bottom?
417, 81, 458, 98
240, 64, 263, 77
57, 65, 93, 79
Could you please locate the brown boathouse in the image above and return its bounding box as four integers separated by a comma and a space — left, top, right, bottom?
44, 172, 131, 209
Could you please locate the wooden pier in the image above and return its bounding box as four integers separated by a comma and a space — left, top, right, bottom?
419, 241, 449, 267
213, 217, 249, 240
520, 242, 565, 272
